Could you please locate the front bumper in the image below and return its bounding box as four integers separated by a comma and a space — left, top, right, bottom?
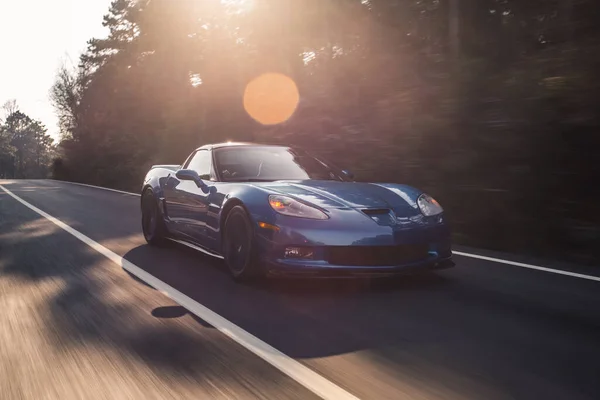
254, 212, 453, 278
264, 253, 455, 278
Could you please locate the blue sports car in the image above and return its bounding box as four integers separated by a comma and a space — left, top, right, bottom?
141, 142, 454, 280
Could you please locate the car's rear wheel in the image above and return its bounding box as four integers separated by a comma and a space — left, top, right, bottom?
142, 189, 167, 246
223, 206, 260, 281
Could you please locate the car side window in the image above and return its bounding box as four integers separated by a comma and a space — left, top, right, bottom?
186, 150, 212, 179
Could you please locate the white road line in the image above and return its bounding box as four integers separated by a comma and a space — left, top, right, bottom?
42, 180, 600, 282
453, 251, 600, 282
0, 184, 359, 400
52, 180, 140, 196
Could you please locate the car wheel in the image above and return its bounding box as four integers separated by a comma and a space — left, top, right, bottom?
223, 205, 260, 281
142, 189, 167, 246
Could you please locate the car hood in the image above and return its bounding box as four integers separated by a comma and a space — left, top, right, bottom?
259, 180, 423, 217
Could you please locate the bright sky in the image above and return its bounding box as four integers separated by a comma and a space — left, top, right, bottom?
0, 0, 112, 140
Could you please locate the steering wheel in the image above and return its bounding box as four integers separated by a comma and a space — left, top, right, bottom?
222, 169, 239, 179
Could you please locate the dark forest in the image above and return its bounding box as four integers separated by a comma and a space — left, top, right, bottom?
46, 0, 600, 264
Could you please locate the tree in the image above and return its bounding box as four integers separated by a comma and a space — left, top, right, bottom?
49, 0, 600, 263
50, 64, 82, 141
0, 106, 54, 179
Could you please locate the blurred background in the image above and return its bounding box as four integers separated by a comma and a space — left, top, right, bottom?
1, 0, 599, 264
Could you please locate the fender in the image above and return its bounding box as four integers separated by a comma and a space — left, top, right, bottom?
141, 167, 176, 218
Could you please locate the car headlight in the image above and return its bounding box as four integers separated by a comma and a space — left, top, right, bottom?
269, 195, 328, 220
418, 193, 443, 216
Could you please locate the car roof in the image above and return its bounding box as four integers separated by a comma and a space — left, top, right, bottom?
196, 142, 289, 151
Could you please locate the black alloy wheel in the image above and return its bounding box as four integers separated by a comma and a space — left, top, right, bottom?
142, 189, 167, 246
223, 205, 260, 281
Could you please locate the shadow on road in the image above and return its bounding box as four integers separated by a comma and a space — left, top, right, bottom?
122, 242, 456, 359
120, 240, 600, 399
152, 306, 188, 319
3, 181, 600, 400
0, 189, 292, 390
151, 306, 212, 327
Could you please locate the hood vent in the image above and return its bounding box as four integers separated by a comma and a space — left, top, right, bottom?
362, 208, 391, 216
362, 209, 396, 226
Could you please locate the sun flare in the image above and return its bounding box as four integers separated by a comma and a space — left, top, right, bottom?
243, 73, 300, 125
221, 0, 255, 14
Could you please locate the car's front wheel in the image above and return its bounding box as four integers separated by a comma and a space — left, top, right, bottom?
141, 189, 167, 246
223, 205, 260, 281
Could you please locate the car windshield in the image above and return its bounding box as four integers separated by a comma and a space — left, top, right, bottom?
214, 146, 347, 182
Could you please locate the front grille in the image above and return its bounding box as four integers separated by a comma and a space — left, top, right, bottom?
325, 244, 429, 266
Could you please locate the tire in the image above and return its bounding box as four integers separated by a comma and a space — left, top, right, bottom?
141, 189, 168, 246
222, 205, 260, 281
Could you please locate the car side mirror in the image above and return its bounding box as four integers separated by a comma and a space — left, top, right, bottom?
176, 169, 207, 188
342, 170, 354, 180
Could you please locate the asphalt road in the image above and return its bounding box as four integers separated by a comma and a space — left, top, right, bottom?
1, 179, 599, 400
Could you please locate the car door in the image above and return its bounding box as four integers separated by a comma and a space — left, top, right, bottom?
164, 149, 213, 243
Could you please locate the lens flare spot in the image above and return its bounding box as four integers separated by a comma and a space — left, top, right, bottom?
243, 73, 299, 125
